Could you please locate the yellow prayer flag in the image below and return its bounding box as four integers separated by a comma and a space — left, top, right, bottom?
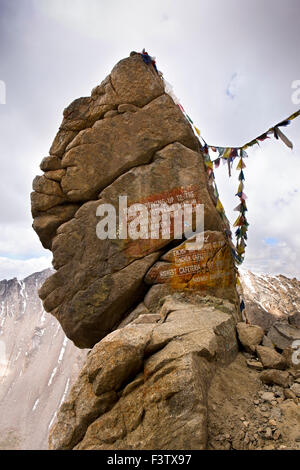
223, 148, 231, 158
233, 215, 242, 227
237, 244, 245, 255
205, 160, 213, 169
237, 159, 246, 170
194, 126, 201, 136
216, 199, 224, 213
238, 181, 244, 193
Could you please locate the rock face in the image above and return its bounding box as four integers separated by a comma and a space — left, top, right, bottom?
32, 52, 236, 349
31, 52, 242, 450
49, 295, 238, 450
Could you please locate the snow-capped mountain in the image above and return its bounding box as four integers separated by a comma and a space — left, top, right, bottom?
0, 269, 87, 450
240, 270, 300, 331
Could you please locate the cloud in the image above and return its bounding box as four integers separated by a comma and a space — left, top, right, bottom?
0, 0, 300, 280
0, 255, 52, 281
0, 224, 48, 259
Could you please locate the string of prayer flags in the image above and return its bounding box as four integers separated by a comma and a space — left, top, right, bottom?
201, 144, 231, 229
257, 133, 270, 142
139, 52, 300, 265
177, 106, 300, 264
177, 103, 203, 140
288, 110, 300, 121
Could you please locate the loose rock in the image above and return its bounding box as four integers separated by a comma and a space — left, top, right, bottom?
256, 346, 287, 370
260, 369, 290, 388
237, 323, 264, 353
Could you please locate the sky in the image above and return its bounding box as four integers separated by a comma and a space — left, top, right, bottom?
0, 0, 299, 280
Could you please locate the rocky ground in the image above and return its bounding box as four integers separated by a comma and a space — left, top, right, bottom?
207, 273, 300, 451
208, 353, 300, 450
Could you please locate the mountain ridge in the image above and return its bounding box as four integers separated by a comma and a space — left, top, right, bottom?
240, 269, 300, 332
0, 268, 87, 450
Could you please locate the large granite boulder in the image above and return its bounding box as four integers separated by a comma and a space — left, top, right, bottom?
31, 52, 243, 450
236, 322, 264, 353
32, 52, 237, 348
